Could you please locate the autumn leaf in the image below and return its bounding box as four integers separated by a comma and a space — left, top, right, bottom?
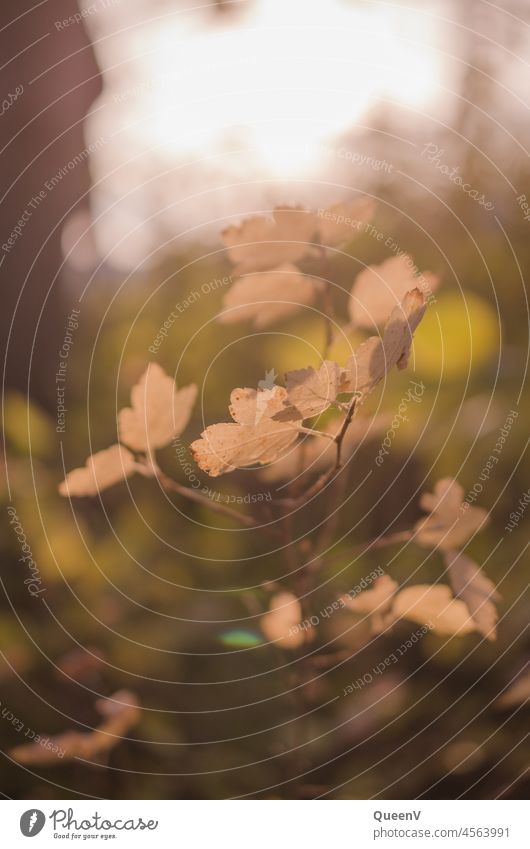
118, 362, 197, 452
414, 477, 489, 550
197, 293, 426, 478
191, 385, 301, 476
318, 197, 376, 247
229, 384, 288, 425
444, 549, 500, 641
392, 584, 476, 637
59, 444, 138, 497
260, 592, 305, 648
10, 690, 140, 766
342, 288, 427, 400
222, 207, 318, 274
342, 575, 398, 633
349, 254, 439, 328
274, 360, 344, 420
218, 263, 322, 328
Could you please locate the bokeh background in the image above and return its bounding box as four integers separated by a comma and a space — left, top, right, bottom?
1, 0, 529, 799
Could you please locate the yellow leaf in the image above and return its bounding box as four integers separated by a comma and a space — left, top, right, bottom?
118, 362, 197, 452
392, 584, 476, 637
218, 263, 322, 328
349, 254, 439, 328
414, 477, 489, 550
260, 592, 304, 649
222, 207, 318, 274
59, 445, 137, 497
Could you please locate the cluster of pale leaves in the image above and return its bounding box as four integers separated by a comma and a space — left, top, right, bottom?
262, 478, 499, 647
191, 288, 427, 476
10, 690, 139, 766
59, 363, 197, 497
58, 200, 499, 653
60, 199, 435, 486
219, 200, 438, 329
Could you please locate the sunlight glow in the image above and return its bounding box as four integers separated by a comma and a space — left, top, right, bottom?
129, 0, 439, 175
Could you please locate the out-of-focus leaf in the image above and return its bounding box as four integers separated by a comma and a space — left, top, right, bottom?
342, 288, 427, 401
260, 592, 305, 649
444, 549, 500, 641
119, 362, 197, 452
342, 575, 398, 633
414, 477, 489, 550
222, 207, 318, 274
10, 690, 140, 766
219, 263, 322, 328
392, 584, 476, 637
59, 445, 138, 497
349, 254, 439, 328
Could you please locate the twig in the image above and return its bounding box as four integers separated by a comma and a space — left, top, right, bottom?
276, 398, 357, 509
154, 468, 260, 529
293, 424, 335, 441
333, 396, 357, 469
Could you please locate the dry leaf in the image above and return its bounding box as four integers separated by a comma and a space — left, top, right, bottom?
342, 288, 427, 400
382, 287, 428, 371
342, 575, 398, 633
229, 384, 291, 425
260, 592, 304, 648
191, 386, 300, 477
495, 668, 530, 709
218, 263, 322, 328
10, 690, 140, 766
444, 549, 500, 641
274, 360, 344, 420
392, 584, 476, 637
318, 197, 376, 247
349, 254, 439, 328
118, 362, 197, 452
415, 478, 489, 550
222, 207, 318, 274
59, 445, 137, 497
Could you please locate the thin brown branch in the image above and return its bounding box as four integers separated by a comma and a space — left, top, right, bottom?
154, 469, 260, 529
334, 395, 357, 469
276, 397, 357, 509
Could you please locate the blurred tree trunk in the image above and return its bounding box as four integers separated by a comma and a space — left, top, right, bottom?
0, 1, 102, 409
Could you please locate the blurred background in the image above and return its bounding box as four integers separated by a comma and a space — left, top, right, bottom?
0, 0, 529, 799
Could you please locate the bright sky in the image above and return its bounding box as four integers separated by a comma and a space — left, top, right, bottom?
76, 0, 441, 267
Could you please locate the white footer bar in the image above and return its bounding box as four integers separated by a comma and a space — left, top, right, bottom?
2, 799, 527, 848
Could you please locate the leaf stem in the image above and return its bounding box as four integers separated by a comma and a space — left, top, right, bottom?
294, 424, 336, 441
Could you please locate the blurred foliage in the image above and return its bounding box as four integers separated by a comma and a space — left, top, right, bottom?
1, 157, 529, 801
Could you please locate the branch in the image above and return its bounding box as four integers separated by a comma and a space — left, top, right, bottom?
276, 397, 358, 509
153, 467, 261, 529
333, 395, 357, 469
